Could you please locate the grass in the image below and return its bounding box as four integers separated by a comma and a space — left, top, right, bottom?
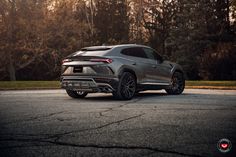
0, 81, 60, 90
185, 81, 236, 90
0, 81, 236, 90
186, 81, 236, 87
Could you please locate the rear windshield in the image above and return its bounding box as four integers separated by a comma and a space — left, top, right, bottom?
81, 48, 111, 51
69, 47, 111, 57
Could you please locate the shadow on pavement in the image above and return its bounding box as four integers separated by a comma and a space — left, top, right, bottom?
80, 92, 169, 101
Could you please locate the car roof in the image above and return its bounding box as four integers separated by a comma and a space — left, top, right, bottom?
69, 44, 152, 57
81, 44, 150, 50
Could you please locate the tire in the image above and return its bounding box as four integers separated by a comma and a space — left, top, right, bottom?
66, 90, 88, 98
165, 72, 185, 95
113, 72, 136, 100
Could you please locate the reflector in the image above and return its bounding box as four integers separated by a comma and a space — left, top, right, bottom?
89, 58, 113, 63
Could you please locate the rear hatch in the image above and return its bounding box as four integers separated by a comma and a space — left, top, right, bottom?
61, 47, 114, 75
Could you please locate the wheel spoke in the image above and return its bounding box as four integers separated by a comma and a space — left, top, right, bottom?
77, 91, 84, 95
120, 73, 136, 99
124, 88, 129, 97
171, 74, 184, 92
127, 90, 131, 98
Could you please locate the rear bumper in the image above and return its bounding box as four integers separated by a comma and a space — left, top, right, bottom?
60, 75, 119, 93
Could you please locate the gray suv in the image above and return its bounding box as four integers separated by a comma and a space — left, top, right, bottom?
61, 44, 185, 100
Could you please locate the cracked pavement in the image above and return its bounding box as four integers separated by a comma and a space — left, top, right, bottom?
0, 89, 235, 157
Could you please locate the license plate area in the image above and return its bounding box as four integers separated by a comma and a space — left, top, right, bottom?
64, 80, 96, 89
73, 66, 83, 73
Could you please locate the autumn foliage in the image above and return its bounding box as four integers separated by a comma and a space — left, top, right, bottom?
0, 0, 235, 80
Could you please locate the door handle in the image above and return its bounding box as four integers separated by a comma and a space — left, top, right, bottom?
132, 62, 136, 65
152, 65, 157, 68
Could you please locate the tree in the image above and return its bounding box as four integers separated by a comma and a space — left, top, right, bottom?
128, 0, 146, 43
0, 0, 47, 80
166, 0, 213, 79
0, 0, 235, 80
141, 0, 178, 55
198, 0, 236, 80
94, 0, 129, 44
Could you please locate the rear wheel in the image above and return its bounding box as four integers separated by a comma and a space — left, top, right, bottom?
66, 90, 88, 98
113, 72, 136, 100
165, 72, 185, 95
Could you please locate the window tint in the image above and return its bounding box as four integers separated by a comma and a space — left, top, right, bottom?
143, 48, 157, 60
81, 48, 111, 51
143, 48, 162, 61
121, 47, 147, 58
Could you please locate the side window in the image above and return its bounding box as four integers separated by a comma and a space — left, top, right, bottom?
156, 52, 162, 61
143, 48, 157, 60
121, 47, 147, 58
143, 48, 162, 61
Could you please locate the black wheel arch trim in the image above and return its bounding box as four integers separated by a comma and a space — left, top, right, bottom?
118, 67, 137, 81
171, 65, 186, 79
174, 69, 185, 79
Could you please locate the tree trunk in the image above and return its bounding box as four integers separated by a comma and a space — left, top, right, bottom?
8, 0, 16, 81
226, 0, 230, 32
8, 54, 16, 81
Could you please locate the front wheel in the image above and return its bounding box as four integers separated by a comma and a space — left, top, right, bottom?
113, 72, 136, 100
66, 90, 88, 98
165, 72, 185, 95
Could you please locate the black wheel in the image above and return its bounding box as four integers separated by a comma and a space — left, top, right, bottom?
66, 90, 88, 98
113, 72, 136, 100
165, 72, 185, 95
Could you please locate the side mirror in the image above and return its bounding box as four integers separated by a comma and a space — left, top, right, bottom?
159, 56, 164, 63
158, 55, 168, 63
162, 55, 169, 60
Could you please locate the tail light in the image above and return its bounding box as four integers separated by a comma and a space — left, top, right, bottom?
89, 58, 113, 64
62, 59, 72, 64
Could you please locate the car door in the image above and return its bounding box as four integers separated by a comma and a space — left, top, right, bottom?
120, 47, 158, 84
142, 47, 172, 84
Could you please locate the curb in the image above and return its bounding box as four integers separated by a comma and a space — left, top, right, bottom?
1, 87, 236, 90
185, 86, 236, 90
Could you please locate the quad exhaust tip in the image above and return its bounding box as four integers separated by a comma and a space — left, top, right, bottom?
99, 87, 113, 93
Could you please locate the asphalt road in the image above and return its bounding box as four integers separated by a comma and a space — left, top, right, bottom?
0, 89, 235, 157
